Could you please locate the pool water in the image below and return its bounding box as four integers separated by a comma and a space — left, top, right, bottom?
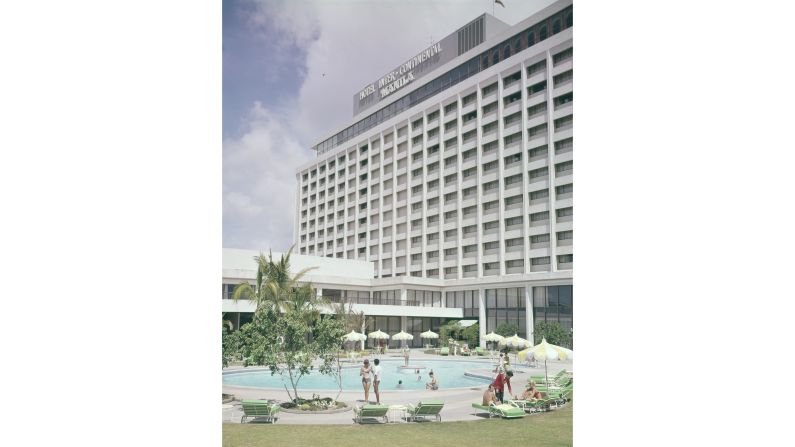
223, 359, 494, 390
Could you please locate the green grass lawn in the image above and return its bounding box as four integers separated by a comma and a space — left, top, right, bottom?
223, 404, 572, 447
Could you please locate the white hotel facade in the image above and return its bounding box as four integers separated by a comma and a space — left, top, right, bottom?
223, 0, 573, 347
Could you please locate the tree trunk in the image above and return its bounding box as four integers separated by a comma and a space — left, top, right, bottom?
334, 355, 343, 402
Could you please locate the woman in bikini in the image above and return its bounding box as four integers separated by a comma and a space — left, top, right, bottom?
521, 381, 543, 401
360, 359, 373, 403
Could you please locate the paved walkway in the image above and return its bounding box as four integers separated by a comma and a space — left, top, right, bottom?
223, 350, 572, 425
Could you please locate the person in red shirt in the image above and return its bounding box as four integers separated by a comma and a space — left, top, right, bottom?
491, 370, 514, 403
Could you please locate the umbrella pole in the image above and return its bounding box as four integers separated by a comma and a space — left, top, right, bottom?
545, 359, 549, 390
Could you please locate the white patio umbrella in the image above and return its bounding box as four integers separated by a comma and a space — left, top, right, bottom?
368, 329, 390, 351
420, 330, 439, 348
483, 331, 504, 351
518, 338, 572, 387
341, 330, 367, 358
499, 334, 530, 366
500, 334, 530, 349
391, 330, 414, 348
342, 330, 367, 342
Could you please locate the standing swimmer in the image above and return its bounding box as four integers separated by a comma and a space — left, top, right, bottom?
360, 359, 372, 403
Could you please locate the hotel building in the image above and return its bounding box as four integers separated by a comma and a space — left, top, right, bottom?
224, 0, 573, 347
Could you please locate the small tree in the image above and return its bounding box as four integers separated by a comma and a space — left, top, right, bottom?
494, 322, 519, 337
461, 323, 479, 347
533, 321, 572, 347
438, 320, 461, 346
242, 307, 344, 402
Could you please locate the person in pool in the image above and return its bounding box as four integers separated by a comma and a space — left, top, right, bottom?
360, 359, 372, 403
425, 371, 438, 390
396, 380, 404, 389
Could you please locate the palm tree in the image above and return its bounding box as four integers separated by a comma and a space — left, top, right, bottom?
232, 246, 322, 314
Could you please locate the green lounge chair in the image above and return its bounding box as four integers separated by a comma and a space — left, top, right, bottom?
440, 347, 449, 356
352, 404, 390, 424
544, 387, 573, 408
471, 403, 526, 419
507, 399, 550, 414
405, 401, 444, 422
537, 378, 573, 394
475, 347, 486, 356
530, 370, 568, 385
240, 400, 281, 423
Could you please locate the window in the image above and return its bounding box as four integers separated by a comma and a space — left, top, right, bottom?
530, 189, 549, 202
531, 256, 550, 265
530, 211, 549, 222
556, 184, 573, 197
483, 220, 498, 231
505, 216, 523, 228
554, 70, 573, 88
444, 191, 457, 204
556, 207, 573, 219
531, 234, 550, 244
555, 161, 573, 175
504, 153, 522, 167
557, 230, 573, 241
482, 200, 498, 212
506, 237, 523, 247
555, 138, 573, 154
504, 174, 522, 188
529, 167, 548, 180
558, 254, 573, 264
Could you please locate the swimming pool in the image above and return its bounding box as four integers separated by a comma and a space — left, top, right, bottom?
223, 359, 494, 390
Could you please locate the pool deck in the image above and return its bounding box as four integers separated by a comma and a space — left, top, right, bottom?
223, 350, 571, 424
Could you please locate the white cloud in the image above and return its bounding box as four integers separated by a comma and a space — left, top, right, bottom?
223, 101, 312, 251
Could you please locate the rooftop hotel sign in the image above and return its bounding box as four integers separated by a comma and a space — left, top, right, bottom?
359, 42, 442, 101
354, 41, 445, 114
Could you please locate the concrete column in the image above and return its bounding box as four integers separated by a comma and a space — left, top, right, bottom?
235, 313, 241, 331
400, 315, 407, 331
400, 288, 408, 304
478, 287, 486, 348
525, 285, 534, 344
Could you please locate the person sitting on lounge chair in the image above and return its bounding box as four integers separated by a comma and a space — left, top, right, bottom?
521, 381, 543, 401
482, 384, 499, 406
426, 371, 438, 390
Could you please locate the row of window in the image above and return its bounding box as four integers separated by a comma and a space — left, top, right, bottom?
314, 5, 572, 155
300, 201, 573, 245
302, 109, 572, 192
303, 225, 573, 255
301, 180, 574, 236
301, 151, 572, 212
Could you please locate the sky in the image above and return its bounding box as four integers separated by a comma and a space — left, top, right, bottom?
222, 0, 557, 252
